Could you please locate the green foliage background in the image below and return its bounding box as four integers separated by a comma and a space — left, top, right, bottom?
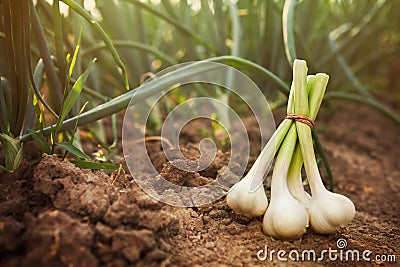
0, 0, 399, 171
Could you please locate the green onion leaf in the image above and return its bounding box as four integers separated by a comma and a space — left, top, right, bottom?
57, 142, 90, 160
56, 58, 96, 133
27, 128, 52, 154
70, 160, 120, 170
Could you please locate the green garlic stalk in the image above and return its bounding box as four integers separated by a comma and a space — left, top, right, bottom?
287, 144, 310, 207
293, 60, 355, 234
287, 74, 329, 208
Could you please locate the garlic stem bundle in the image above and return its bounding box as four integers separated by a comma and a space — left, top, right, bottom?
226, 59, 355, 239
227, 72, 324, 219
263, 65, 332, 239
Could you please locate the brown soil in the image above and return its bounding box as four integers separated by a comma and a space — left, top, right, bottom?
0, 103, 399, 266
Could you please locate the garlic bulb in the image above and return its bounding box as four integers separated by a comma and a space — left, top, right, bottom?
308, 189, 355, 234
263, 189, 309, 239
226, 174, 268, 217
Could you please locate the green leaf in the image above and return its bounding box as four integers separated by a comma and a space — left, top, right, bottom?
57, 142, 90, 160
68, 26, 83, 83
25, 59, 58, 132
30, 0, 64, 112
0, 164, 9, 173
0, 133, 22, 171
0, 78, 10, 134
81, 40, 177, 66
53, 0, 67, 88
282, 0, 297, 66
20, 56, 289, 143
32, 93, 45, 132
56, 58, 96, 133
121, 0, 217, 54
70, 160, 120, 170
28, 45, 58, 119
60, 0, 129, 89
27, 129, 52, 154
324, 91, 400, 126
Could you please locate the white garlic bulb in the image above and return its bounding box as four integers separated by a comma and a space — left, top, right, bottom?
226, 175, 268, 217
263, 189, 309, 239
308, 189, 356, 234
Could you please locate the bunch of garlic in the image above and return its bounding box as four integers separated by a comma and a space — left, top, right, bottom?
226, 60, 355, 239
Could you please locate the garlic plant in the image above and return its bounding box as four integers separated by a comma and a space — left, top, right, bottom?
262, 124, 309, 239
226, 59, 356, 239
226, 120, 292, 217
293, 60, 356, 234
287, 74, 329, 208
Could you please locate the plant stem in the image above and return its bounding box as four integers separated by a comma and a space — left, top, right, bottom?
293, 60, 325, 195
287, 143, 305, 198
282, 0, 297, 66
19, 61, 220, 142
121, 0, 217, 53
81, 40, 177, 66
312, 128, 334, 191
53, 0, 67, 88
270, 123, 297, 198
248, 119, 293, 192
30, 0, 63, 112
60, 0, 129, 90
287, 73, 330, 197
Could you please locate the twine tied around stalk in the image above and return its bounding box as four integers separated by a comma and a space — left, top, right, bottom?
285, 114, 315, 128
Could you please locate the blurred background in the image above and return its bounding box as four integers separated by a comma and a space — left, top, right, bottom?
26, 0, 400, 100
0, 0, 399, 170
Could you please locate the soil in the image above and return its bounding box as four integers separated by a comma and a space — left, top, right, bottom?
0, 102, 399, 266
